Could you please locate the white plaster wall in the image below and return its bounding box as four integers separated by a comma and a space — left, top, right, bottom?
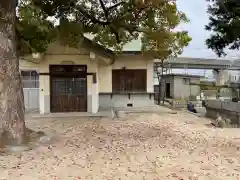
91, 70, 99, 113
19, 59, 40, 71
38, 42, 99, 114
173, 76, 201, 99
173, 77, 189, 99
147, 60, 154, 92
98, 65, 112, 92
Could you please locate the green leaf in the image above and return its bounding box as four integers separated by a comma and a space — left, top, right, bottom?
206, 0, 240, 56
17, 0, 191, 57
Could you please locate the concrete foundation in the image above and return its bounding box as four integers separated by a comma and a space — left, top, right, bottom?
40, 94, 50, 114
171, 100, 203, 109
87, 95, 92, 113
99, 94, 155, 109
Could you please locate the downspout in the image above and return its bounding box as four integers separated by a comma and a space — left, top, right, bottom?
161, 60, 165, 105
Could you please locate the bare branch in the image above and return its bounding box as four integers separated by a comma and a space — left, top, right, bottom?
110, 25, 120, 43
107, 2, 126, 11
76, 1, 149, 44
76, 6, 110, 26
99, 0, 108, 18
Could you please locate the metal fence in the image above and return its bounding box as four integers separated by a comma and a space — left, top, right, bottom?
23, 88, 39, 112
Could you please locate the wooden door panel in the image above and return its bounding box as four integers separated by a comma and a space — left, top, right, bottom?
68, 77, 87, 112
51, 95, 69, 112
51, 78, 70, 112
68, 96, 86, 112
50, 71, 87, 112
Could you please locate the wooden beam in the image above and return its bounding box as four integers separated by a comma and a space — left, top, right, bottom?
39, 72, 94, 76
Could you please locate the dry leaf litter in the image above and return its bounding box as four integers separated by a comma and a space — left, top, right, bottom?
0, 112, 240, 180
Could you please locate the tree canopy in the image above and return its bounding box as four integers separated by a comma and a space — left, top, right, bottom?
17, 0, 191, 57
206, 0, 240, 57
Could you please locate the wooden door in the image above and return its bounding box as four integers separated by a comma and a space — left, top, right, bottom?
50, 65, 87, 112
68, 77, 87, 112
51, 77, 70, 112
166, 83, 171, 98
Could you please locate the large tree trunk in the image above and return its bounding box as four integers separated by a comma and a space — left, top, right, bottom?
0, 0, 27, 147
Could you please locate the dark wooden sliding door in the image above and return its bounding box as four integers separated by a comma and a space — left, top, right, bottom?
50, 65, 87, 112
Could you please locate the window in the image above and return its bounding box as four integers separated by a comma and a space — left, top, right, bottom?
112, 69, 147, 92
231, 75, 237, 81
183, 78, 190, 85
21, 70, 39, 88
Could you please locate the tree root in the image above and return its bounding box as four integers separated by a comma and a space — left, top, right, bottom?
0, 128, 46, 154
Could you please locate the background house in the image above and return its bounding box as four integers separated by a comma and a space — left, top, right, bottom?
154, 74, 202, 101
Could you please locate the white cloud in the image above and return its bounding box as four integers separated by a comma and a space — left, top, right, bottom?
176, 0, 240, 59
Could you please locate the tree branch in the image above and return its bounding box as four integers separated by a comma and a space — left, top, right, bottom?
99, 0, 108, 17
107, 2, 126, 11
76, 6, 110, 26
76, 1, 149, 43
110, 25, 120, 43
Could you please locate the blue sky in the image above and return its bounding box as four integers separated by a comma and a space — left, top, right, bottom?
176, 0, 240, 59
175, 0, 240, 77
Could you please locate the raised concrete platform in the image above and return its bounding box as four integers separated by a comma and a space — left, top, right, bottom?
113, 106, 176, 118
26, 109, 114, 119
26, 106, 175, 119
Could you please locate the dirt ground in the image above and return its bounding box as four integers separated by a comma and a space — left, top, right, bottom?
1, 112, 240, 180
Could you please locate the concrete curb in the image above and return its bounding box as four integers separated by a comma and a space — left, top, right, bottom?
183, 109, 206, 118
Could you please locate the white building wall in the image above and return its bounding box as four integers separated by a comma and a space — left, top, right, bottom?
228, 70, 240, 82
